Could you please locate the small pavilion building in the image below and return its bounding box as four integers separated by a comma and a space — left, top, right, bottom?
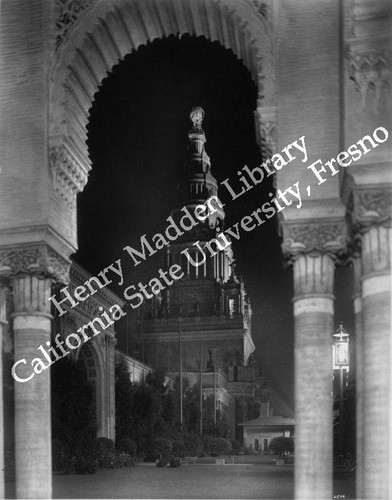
240, 402, 294, 453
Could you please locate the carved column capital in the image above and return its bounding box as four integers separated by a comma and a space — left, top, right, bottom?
0, 244, 71, 284
49, 143, 89, 208
11, 275, 52, 317
293, 253, 335, 298
361, 226, 391, 277
281, 219, 347, 260
349, 186, 392, 234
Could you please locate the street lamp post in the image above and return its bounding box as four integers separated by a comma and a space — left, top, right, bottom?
333, 321, 349, 457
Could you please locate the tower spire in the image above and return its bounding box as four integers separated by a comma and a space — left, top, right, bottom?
176, 107, 224, 229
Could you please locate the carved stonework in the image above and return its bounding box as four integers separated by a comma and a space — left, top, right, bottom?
50, 145, 89, 208
346, 50, 391, 113
281, 220, 347, 258
108, 337, 117, 348
293, 253, 335, 296
55, 0, 95, 49
251, 1, 268, 19
74, 297, 101, 318
361, 225, 391, 276
254, 105, 277, 157
12, 275, 52, 315
352, 188, 392, 230
0, 245, 71, 283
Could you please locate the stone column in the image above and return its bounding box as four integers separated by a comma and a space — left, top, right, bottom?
360, 225, 391, 499
292, 253, 335, 500
12, 274, 53, 499
0, 279, 7, 499
352, 255, 364, 498
282, 218, 346, 500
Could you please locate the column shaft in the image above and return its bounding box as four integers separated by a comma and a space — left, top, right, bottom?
352, 257, 364, 498
0, 282, 7, 499
293, 254, 334, 500
361, 226, 391, 499
12, 276, 52, 499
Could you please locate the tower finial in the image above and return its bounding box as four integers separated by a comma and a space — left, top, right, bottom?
190, 106, 205, 129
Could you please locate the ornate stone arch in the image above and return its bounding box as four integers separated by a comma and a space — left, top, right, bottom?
77, 338, 106, 437
49, 0, 275, 215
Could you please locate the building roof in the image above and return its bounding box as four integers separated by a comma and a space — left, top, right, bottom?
239, 415, 295, 427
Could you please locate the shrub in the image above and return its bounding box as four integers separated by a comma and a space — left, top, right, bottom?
117, 437, 137, 457
114, 452, 133, 468
172, 440, 186, 458
151, 437, 173, 457
183, 432, 204, 456
170, 457, 182, 468
156, 457, 169, 467
244, 444, 255, 455
269, 437, 294, 458
230, 440, 242, 455
74, 457, 98, 474
205, 437, 232, 457
89, 437, 115, 455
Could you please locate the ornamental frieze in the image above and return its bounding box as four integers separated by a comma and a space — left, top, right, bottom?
281, 220, 347, 257
0, 245, 71, 283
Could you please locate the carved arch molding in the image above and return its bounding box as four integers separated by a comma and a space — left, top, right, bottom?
49, 0, 275, 205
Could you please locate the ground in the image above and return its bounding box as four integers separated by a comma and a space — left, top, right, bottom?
5, 455, 355, 499
53, 461, 294, 499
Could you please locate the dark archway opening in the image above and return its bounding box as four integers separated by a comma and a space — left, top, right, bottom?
75, 34, 294, 416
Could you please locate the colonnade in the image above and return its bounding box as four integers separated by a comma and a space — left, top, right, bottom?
0, 1, 391, 499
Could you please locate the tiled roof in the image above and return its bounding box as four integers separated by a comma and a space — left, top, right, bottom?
239, 415, 295, 427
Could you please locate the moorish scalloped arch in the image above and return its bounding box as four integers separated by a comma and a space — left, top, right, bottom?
49, 0, 275, 199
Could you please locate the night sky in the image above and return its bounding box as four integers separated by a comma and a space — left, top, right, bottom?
75, 35, 354, 417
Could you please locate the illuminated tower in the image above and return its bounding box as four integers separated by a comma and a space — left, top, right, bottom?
136, 108, 261, 438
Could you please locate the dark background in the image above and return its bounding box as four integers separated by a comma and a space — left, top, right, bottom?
75, 34, 354, 417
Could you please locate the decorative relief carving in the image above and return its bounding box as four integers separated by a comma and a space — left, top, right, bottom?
353, 189, 392, 227
254, 105, 276, 157
281, 220, 347, 258
346, 50, 391, 113
50, 145, 88, 207
74, 297, 101, 318
361, 225, 391, 276
0, 245, 71, 283
293, 253, 335, 296
12, 275, 52, 315
108, 337, 117, 347
251, 1, 268, 19
55, 0, 95, 49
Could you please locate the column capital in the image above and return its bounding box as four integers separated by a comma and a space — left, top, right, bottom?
0, 244, 71, 284
292, 253, 335, 298
348, 185, 392, 234
11, 274, 52, 317
281, 218, 347, 260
